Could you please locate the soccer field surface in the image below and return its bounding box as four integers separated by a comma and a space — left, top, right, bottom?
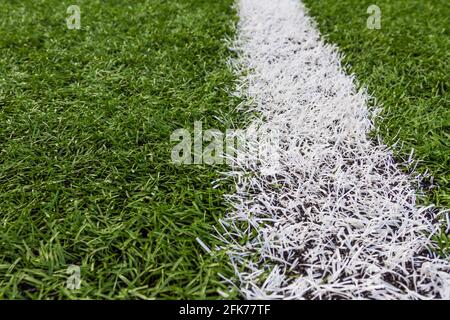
0, 0, 448, 299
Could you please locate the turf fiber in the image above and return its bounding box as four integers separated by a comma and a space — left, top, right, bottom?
0, 0, 240, 299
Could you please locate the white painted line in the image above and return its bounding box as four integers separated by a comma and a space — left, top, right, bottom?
220, 0, 449, 299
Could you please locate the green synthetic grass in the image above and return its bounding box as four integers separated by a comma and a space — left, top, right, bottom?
0, 0, 241, 299
302, 0, 450, 253
1, 0, 448, 300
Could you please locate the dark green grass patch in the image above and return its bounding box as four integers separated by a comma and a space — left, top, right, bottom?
302, 0, 449, 252
0, 0, 240, 299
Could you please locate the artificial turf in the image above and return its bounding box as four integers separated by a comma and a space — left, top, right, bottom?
1, 0, 448, 300
302, 0, 450, 253
0, 0, 240, 299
